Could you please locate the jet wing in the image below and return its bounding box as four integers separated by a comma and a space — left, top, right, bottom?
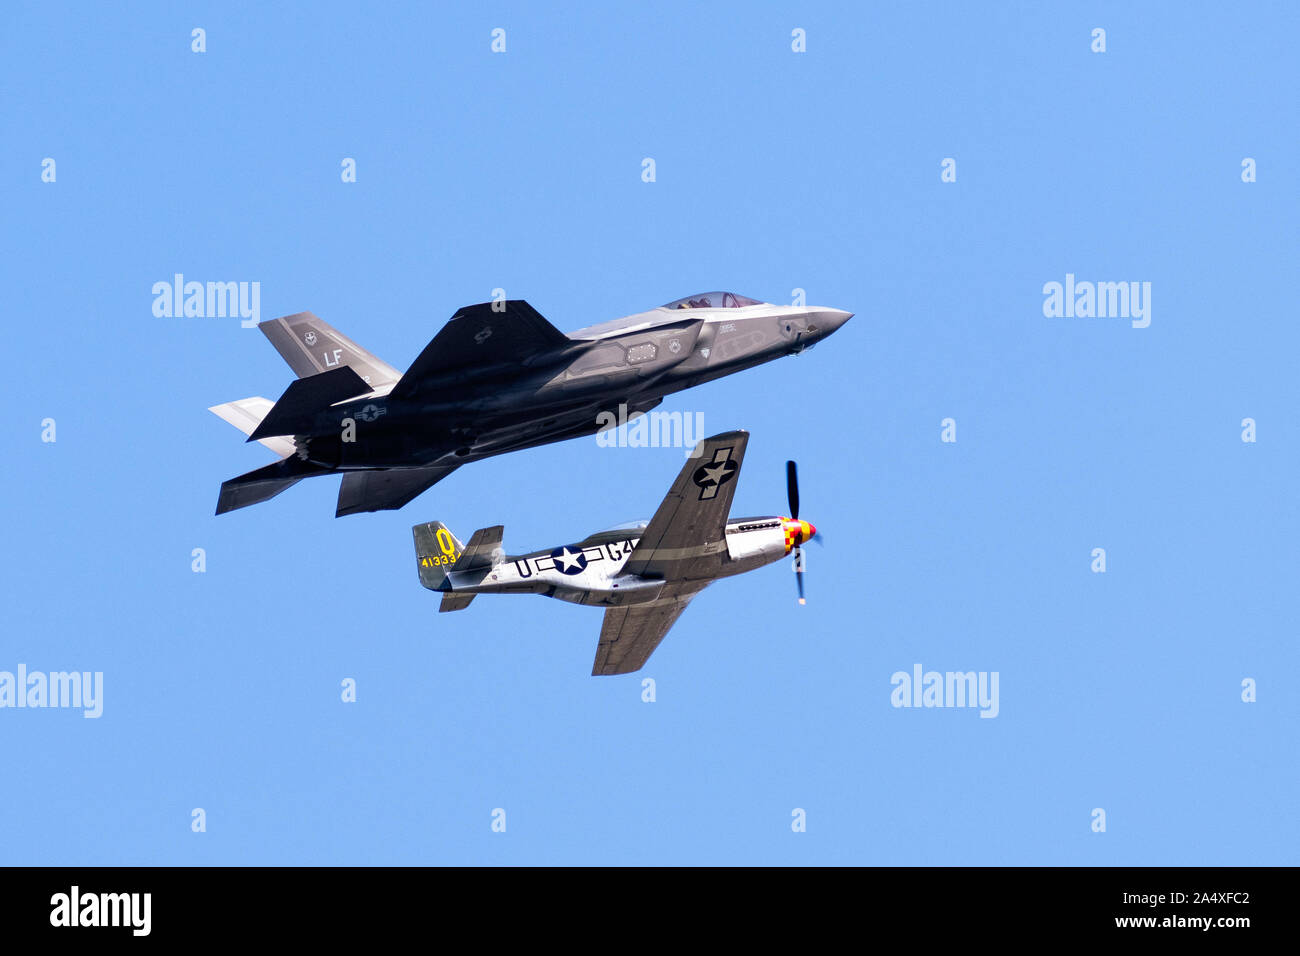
335, 464, 460, 516
591, 584, 707, 676
620, 430, 748, 582
391, 300, 570, 397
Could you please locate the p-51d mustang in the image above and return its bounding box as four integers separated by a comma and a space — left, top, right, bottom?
210, 293, 851, 516
412, 430, 818, 675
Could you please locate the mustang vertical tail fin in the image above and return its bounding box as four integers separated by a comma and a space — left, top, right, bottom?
413, 522, 505, 611
413, 522, 466, 591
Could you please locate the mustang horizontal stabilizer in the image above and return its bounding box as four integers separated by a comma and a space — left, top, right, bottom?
452, 526, 505, 573
621, 430, 749, 581
440, 525, 505, 591
391, 300, 570, 397
248, 365, 372, 441
336, 465, 460, 517
259, 311, 401, 390
592, 584, 707, 675
440, 592, 476, 612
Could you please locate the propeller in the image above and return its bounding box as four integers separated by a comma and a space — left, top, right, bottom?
786, 460, 800, 522
787, 460, 808, 605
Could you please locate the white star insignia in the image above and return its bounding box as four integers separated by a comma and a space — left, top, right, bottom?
554, 547, 585, 572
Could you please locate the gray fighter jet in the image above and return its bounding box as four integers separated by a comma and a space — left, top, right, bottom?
211, 293, 851, 516
413, 430, 817, 674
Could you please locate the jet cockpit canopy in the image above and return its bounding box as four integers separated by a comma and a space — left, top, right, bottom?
663, 292, 766, 310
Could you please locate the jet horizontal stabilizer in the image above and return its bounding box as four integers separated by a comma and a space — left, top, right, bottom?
208, 396, 297, 458
248, 365, 372, 441
216, 458, 331, 515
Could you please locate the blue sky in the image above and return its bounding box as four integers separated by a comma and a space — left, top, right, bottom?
2, 1, 1296, 864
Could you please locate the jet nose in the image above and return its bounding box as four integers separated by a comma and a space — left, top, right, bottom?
811, 308, 853, 338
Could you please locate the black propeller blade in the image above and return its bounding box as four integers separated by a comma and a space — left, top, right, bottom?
787, 460, 807, 604
786, 460, 800, 520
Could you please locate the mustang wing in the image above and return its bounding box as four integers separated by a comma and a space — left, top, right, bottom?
591, 583, 708, 676
620, 430, 748, 582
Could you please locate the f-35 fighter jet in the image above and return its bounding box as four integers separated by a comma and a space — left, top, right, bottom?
413, 430, 818, 675
211, 293, 851, 516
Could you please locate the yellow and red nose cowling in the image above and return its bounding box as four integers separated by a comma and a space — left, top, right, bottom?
781, 518, 816, 554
